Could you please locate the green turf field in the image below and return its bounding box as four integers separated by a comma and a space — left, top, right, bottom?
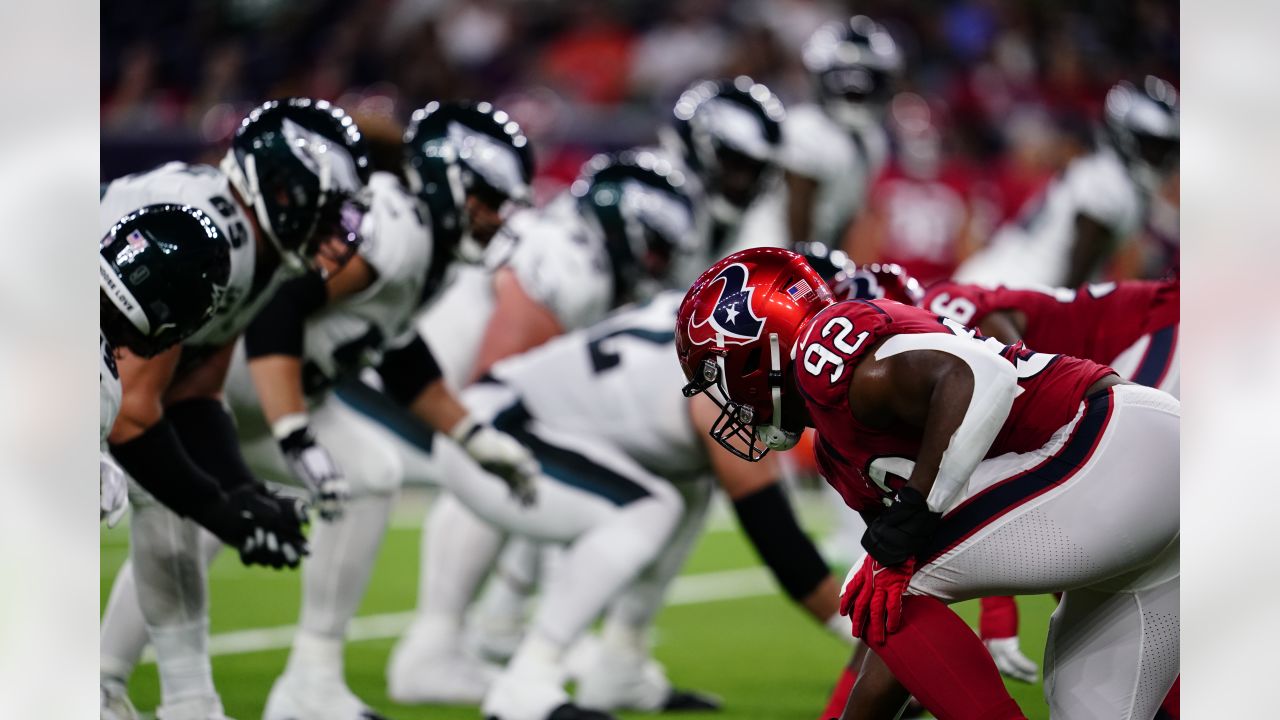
101, 490, 1054, 720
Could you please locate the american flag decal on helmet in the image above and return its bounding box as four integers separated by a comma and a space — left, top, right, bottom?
786, 278, 813, 301
126, 230, 149, 251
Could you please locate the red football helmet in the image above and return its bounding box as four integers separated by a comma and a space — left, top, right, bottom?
829, 262, 924, 305
676, 247, 834, 461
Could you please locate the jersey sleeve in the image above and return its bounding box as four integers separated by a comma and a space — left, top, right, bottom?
506, 215, 613, 331
1063, 152, 1142, 237
920, 281, 997, 327
356, 173, 430, 285
779, 105, 864, 182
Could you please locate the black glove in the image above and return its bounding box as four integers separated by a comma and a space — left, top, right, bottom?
278, 426, 350, 521
861, 486, 940, 567
200, 485, 310, 569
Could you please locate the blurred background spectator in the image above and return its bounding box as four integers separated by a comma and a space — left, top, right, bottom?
102, 0, 1178, 276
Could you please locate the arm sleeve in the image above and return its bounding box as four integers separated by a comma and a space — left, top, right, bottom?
243, 270, 328, 359
165, 397, 259, 490
375, 333, 443, 406
108, 418, 228, 520
732, 483, 832, 601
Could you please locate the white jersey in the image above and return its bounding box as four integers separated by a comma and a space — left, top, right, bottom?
954, 147, 1143, 286
100, 331, 121, 445
418, 198, 615, 389
779, 103, 890, 246
298, 172, 435, 397
100, 162, 292, 351
488, 292, 705, 482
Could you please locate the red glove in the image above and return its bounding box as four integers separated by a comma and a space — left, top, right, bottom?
840, 555, 916, 645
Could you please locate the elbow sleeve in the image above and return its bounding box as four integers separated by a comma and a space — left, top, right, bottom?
375, 335, 443, 406
732, 483, 831, 601
244, 271, 327, 359
108, 418, 227, 520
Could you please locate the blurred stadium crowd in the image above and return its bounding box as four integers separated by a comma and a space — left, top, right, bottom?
102, 0, 1177, 281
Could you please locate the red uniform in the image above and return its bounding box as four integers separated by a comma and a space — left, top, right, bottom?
921, 279, 1179, 370
793, 299, 1113, 515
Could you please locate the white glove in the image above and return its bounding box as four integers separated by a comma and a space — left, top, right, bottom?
100, 453, 129, 527
985, 637, 1038, 683
451, 415, 538, 506
275, 415, 350, 521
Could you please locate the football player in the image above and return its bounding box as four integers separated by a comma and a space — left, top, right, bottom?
954, 76, 1179, 287
782, 17, 898, 249
100, 205, 233, 527
99, 98, 370, 720
658, 76, 787, 263
225, 101, 540, 720
678, 248, 1178, 720
921, 276, 1180, 399
372, 152, 699, 707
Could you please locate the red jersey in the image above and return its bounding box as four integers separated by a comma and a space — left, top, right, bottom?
920, 279, 1179, 366
794, 299, 1114, 514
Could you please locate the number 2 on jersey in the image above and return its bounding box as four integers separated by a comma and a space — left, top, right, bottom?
802, 316, 870, 383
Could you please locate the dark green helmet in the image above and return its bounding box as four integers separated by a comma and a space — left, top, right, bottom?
222, 98, 372, 270
572, 151, 697, 301
403, 101, 534, 263
99, 204, 232, 358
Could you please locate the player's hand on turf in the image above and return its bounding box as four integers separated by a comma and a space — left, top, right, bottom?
209, 485, 311, 569
840, 554, 916, 645
985, 637, 1039, 683
100, 453, 129, 528
278, 426, 350, 521
451, 416, 538, 506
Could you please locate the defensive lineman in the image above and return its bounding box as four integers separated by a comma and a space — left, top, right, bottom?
678, 248, 1178, 719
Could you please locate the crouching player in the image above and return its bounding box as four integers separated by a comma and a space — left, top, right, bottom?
677, 248, 1178, 720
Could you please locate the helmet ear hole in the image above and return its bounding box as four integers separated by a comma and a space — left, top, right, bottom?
741, 346, 762, 375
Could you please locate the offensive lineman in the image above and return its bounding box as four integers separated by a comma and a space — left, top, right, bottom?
100, 205, 233, 527
227, 101, 541, 720
393, 82, 792, 694
99, 98, 371, 720
366, 153, 700, 709
954, 76, 1179, 287
678, 248, 1178, 719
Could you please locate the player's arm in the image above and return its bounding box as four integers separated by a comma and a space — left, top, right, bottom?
690, 393, 848, 640
848, 334, 1017, 563
376, 333, 537, 504
242, 258, 376, 518
108, 345, 307, 567
468, 267, 565, 382
975, 310, 1026, 345
785, 170, 820, 246
1065, 213, 1115, 287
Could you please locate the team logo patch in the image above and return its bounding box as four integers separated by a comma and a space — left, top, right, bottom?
688, 263, 765, 347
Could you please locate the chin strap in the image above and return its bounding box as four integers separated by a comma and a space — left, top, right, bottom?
769, 332, 784, 432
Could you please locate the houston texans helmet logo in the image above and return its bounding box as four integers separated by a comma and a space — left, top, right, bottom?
688, 263, 765, 347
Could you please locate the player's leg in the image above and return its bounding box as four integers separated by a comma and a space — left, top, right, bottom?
575, 480, 716, 712
126, 486, 226, 720
100, 556, 149, 717
467, 536, 544, 663
905, 384, 1179, 717
462, 400, 685, 720
261, 397, 402, 720
389, 477, 507, 703
1044, 576, 1179, 720
979, 596, 1038, 683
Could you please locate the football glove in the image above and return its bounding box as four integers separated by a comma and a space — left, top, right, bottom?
861, 486, 940, 566
451, 416, 538, 506
100, 453, 129, 528
985, 637, 1039, 683
204, 484, 310, 569
277, 425, 350, 521
840, 554, 916, 646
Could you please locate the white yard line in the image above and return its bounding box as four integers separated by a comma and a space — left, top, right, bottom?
141, 566, 777, 663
